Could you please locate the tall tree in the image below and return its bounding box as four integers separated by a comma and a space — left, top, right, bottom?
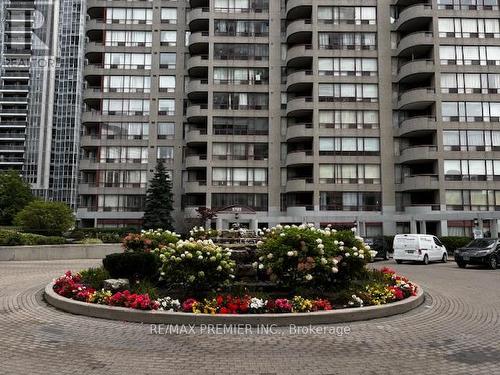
142, 161, 174, 230
0, 170, 33, 225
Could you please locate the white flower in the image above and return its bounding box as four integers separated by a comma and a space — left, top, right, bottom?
351, 227, 357, 232
189, 237, 194, 241
305, 274, 313, 281
318, 249, 324, 255
332, 259, 339, 265
345, 253, 350, 257
359, 254, 364, 259
316, 238, 323, 244
256, 241, 263, 247
365, 245, 371, 250
339, 241, 344, 246
258, 264, 264, 270
198, 255, 203, 260
354, 252, 358, 256
287, 251, 294, 257
352, 247, 357, 251
217, 266, 223, 271
252, 262, 258, 268
320, 258, 328, 265
334, 240, 339, 245
331, 267, 338, 273
250, 297, 266, 309
280, 233, 285, 237
276, 224, 283, 230
317, 243, 324, 249
267, 253, 273, 259
284, 225, 290, 229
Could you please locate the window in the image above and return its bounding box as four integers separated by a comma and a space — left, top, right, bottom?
106, 8, 152, 25
319, 137, 380, 155
438, 0, 499, 10
157, 146, 174, 162
212, 117, 268, 135
319, 32, 377, 50
212, 168, 268, 186
213, 92, 268, 110
212, 143, 268, 160
104, 53, 151, 69
318, 84, 378, 102
441, 73, 500, 93
105, 31, 152, 47
160, 31, 177, 46
160, 8, 177, 24
159, 53, 176, 69
213, 67, 269, 84
100, 123, 149, 140
439, 45, 500, 65
157, 123, 174, 139
159, 76, 176, 92
211, 193, 268, 211
320, 192, 381, 211
317, 6, 376, 25
439, 18, 500, 38
214, 0, 269, 12
102, 100, 150, 116
158, 99, 175, 116
318, 110, 379, 129
319, 164, 380, 184
102, 76, 150, 93
214, 43, 269, 60
318, 58, 378, 76
444, 160, 500, 181
100, 147, 148, 163
441, 102, 500, 122
214, 20, 269, 36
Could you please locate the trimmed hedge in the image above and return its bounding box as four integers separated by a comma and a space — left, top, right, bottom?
0, 230, 66, 246
69, 227, 140, 243
440, 236, 471, 254
103, 252, 160, 281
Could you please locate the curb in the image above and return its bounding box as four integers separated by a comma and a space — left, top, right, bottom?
0, 244, 122, 261
44, 282, 425, 326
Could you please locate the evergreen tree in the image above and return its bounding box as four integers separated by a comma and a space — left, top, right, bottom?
142, 161, 174, 230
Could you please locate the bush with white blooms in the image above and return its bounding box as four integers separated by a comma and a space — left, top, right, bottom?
254, 224, 374, 290
155, 239, 236, 290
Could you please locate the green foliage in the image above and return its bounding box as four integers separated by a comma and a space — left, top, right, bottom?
440, 236, 472, 254
79, 267, 110, 289
122, 229, 180, 252
156, 240, 236, 291
14, 200, 75, 236
103, 252, 160, 281
70, 227, 138, 243
255, 225, 372, 291
143, 161, 174, 231
130, 280, 159, 300
0, 171, 33, 225
0, 230, 65, 246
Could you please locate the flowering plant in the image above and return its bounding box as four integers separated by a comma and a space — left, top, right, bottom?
88, 289, 113, 304
254, 224, 372, 289
53, 271, 95, 302
157, 297, 181, 312
107, 290, 159, 310
189, 227, 220, 241
122, 229, 180, 252
156, 239, 235, 290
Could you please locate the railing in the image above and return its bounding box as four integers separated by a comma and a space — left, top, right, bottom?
397, 31, 433, 47
397, 59, 434, 73
398, 87, 435, 100
320, 205, 381, 211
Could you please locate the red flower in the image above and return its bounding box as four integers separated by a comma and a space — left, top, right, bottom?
380, 267, 396, 275
219, 307, 230, 314
182, 298, 198, 312
312, 299, 333, 311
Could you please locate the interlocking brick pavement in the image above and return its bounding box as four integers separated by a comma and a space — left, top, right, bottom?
0, 259, 499, 374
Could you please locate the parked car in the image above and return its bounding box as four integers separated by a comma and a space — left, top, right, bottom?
393, 234, 448, 265
454, 238, 500, 269
365, 237, 392, 260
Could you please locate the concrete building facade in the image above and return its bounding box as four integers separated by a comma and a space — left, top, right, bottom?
80, 0, 500, 237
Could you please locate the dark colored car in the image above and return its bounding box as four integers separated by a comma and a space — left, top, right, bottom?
454, 239, 500, 269
365, 237, 391, 261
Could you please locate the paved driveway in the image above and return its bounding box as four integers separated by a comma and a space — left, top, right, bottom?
0, 259, 499, 375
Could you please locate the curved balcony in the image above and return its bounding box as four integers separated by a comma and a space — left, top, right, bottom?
188, 31, 209, 53
397, 59, 435, 82
397, 116, 436, 136
285, 178, 314, 193
286, 44, 313, 67
187, 7, 209, 26
286, 70, 313, 92
286, 123, 313, 140
397, 175, 440, 191
285, 151, 313, 166
398, 145, 438, 164
397, 87, 435, 110
286, 19, 312, 42
187, 55, 209, 73
184, 180, 208, 194
185, 129, 208, 143
286, 0, 312, 20
286, 96, 314, 117
185, 155, 208, 168
396, 31, 434, 56
186, 79, 208, 98
394, 4, 433, 32
186, 104, 208, 121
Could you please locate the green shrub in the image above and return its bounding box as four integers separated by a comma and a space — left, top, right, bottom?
0, 230, 65, 246
130, 280, 159, 300
255, 225, 372, 291
14, 200, 74, 236
69, 227, 138, 243
103, 252, 160, 281
156, 240, 235, 291
440, 236, 471, 254
122, 229, 180, 252
79, 267, 110, 290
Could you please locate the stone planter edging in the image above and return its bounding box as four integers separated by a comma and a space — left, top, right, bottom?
45, 282, 425, 326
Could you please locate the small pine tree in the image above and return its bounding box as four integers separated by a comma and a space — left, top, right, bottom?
142, 161, 174, 230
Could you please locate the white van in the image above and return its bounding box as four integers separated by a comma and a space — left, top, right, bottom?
393, 234, 448, 265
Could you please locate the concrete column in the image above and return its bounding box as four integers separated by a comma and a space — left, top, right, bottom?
491, 219, 499, 238
410, 219, 418, 234
216, 217, 223, 231
420, 221, 427, 234
439, 220, 448, 237
383, 221, 396, 236
251, 218, 258, 232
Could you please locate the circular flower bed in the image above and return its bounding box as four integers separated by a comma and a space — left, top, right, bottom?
51, 224, 419, 316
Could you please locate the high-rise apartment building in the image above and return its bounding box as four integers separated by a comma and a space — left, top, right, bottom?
0, 0, 85, 208
80, 0, 500, 238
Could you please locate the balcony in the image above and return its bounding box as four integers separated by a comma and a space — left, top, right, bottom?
399, 145, 438, 164
187, 7, 209, 26
187, 55, 209, 73
286, 44, 313, 67
286, 123, 313, 140
397, 59, 435, 82
286, 0, 312, 20
397, 87, 436, 110
396, 31, 434, 56
185, 129, 208, 143
397, 116, 436, 137
188, 31, 209, 52
394, 4, 433, 32
286, 19, 312, 42
79, 183, 146, 195
186, 79, 208, 97
186, 104, 208, 121
286, 96, 314, 116
285, 150, 313, 166
184, 180, 208, 194
285, 178, 314, 193
286, 70, 313, 92
185, 154, 208, 168
397, 175, 440, 191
